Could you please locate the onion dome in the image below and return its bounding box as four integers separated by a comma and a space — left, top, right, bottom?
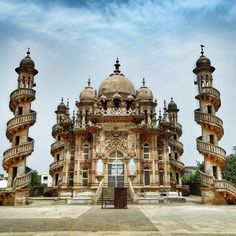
167, 98, 179, 112
112, 90, 122, 100
127, 93, 134, 101
80, 79, 96, 101
193, 45, 215, 74
98, 58, 135, 97
56, 98, 67, 114
136, 78, 153, 101
99, 94, 107, 101
15, 48, 38, 75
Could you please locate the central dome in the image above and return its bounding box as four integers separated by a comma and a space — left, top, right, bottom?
98, 59, 136, 97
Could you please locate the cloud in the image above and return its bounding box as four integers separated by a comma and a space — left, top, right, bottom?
0, 0, 236, 174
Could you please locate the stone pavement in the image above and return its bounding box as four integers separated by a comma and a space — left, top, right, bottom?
0, 199, 236, 235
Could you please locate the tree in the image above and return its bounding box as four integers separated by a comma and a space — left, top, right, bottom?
222, 152, 236, 184
182, 161, 204, 185
31, 170, 42, 187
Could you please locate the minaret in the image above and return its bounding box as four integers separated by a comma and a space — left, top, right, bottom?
3, 49, 38, 189
167, 98, 184, 190
192, 46, 236, 204
193, 46, 225, 179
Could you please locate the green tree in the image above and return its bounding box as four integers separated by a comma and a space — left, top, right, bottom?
31, 170, 42, 187
222, 151, 236, 184
182, 161, 204, 185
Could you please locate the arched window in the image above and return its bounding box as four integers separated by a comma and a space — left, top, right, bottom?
82, 168, 89, 187
144, 169, 150, 185
113, 98, 121, 108
83, 144, 90, 160
143, 144, 150, 159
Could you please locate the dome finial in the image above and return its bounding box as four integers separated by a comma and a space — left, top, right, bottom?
26, 48, 30, 58
114, 57, 121, 74
142, 78, 146, 87
171, 97, 173, 102
61, 97, 64, 103
88, 78, 91, 87
200, 45, 205, 56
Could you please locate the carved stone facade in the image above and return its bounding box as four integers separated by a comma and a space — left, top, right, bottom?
49, 59, 184, 200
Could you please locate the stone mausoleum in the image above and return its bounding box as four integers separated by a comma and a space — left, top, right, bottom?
49, 59, 184, 202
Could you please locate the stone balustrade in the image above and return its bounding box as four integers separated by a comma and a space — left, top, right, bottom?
168, 139, 184, 154
50, 141, 64, 155
7, 112, 36, 135
10, 88, 36, 101
201, 87, 220, 99
214, 179, 236, 197
49, 160, 64, 173
195, 111, 223, 134
199, 171, 214, 188
3, 141, 34, 165
197, 138, 226, 161
169, 158, 184, 171
13, 171, 32, 190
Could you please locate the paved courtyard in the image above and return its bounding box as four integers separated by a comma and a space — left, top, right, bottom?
0, 199, 236, 235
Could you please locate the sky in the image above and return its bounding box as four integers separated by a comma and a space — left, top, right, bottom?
1, 0, 236, 175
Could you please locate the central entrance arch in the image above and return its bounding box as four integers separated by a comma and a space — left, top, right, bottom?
108, 150, 124, 187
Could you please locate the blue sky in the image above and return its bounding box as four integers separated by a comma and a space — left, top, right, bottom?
1, 0, 236, 174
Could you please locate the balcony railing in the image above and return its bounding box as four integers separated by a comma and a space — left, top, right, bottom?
199, 171, 214, 188
214, 179, 236, 197
49, 160, 64, 172
169, 158, 185, 171
10, 88, 35, 101
201, 87, 220, 99
169, 139, 184, 154
195, 111, 223, 128
7, 112, 36, 135
197, 139, 226, 161
13, 171, 32, 190
3, 141, 34, 166
50, 141, 64, 155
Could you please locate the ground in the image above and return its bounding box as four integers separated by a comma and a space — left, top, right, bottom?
0, 196, 235, 235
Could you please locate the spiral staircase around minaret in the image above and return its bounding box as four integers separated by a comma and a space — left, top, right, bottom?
1, 50, 38, 204
194, 47, 236, 203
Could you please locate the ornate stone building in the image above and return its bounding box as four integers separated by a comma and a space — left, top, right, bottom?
194, 46, 236, 204
50, 59, 184, 201
1, 50, 37, 205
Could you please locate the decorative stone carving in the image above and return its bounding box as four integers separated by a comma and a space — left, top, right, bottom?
105, 131, 128, 150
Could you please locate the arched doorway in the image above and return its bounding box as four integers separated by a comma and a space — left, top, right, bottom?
108, 150, 124, 187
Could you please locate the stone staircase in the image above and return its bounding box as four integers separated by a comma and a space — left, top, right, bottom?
98, 187, 132, 206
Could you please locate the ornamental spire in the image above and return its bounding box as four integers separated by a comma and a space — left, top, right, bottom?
114, 58, 121, 74
200, 45, 205, 56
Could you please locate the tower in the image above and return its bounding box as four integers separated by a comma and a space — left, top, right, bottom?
2, 49, 38, 191
167, 98, 184, 191
193, 46, 236, 203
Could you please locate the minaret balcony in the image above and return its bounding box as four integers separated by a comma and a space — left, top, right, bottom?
13, 170, 32, 190
9, 88, 35, 111
195, 111, 224, 138
197, 138, 226, 162
169, 158, 185, 173
168, 139, 184, 155
3, 141, 34, 169
214, 179, 236, 197
50, 141, 64, 155
6, 112, 36, 139
49, 160, 64, 175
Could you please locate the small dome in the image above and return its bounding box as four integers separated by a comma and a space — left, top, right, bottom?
57, 99, 67, 113
127, 93, 134, 101
15, 49, 38, 75
80, 79, 96, 101
112, 91, 121, 100
99, 94, 107, 101
136, 79, 153, 101
98, 59, 136, 97
167, 98, 179, 112
193, 46, 215, 74
196, 55, 211, 67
